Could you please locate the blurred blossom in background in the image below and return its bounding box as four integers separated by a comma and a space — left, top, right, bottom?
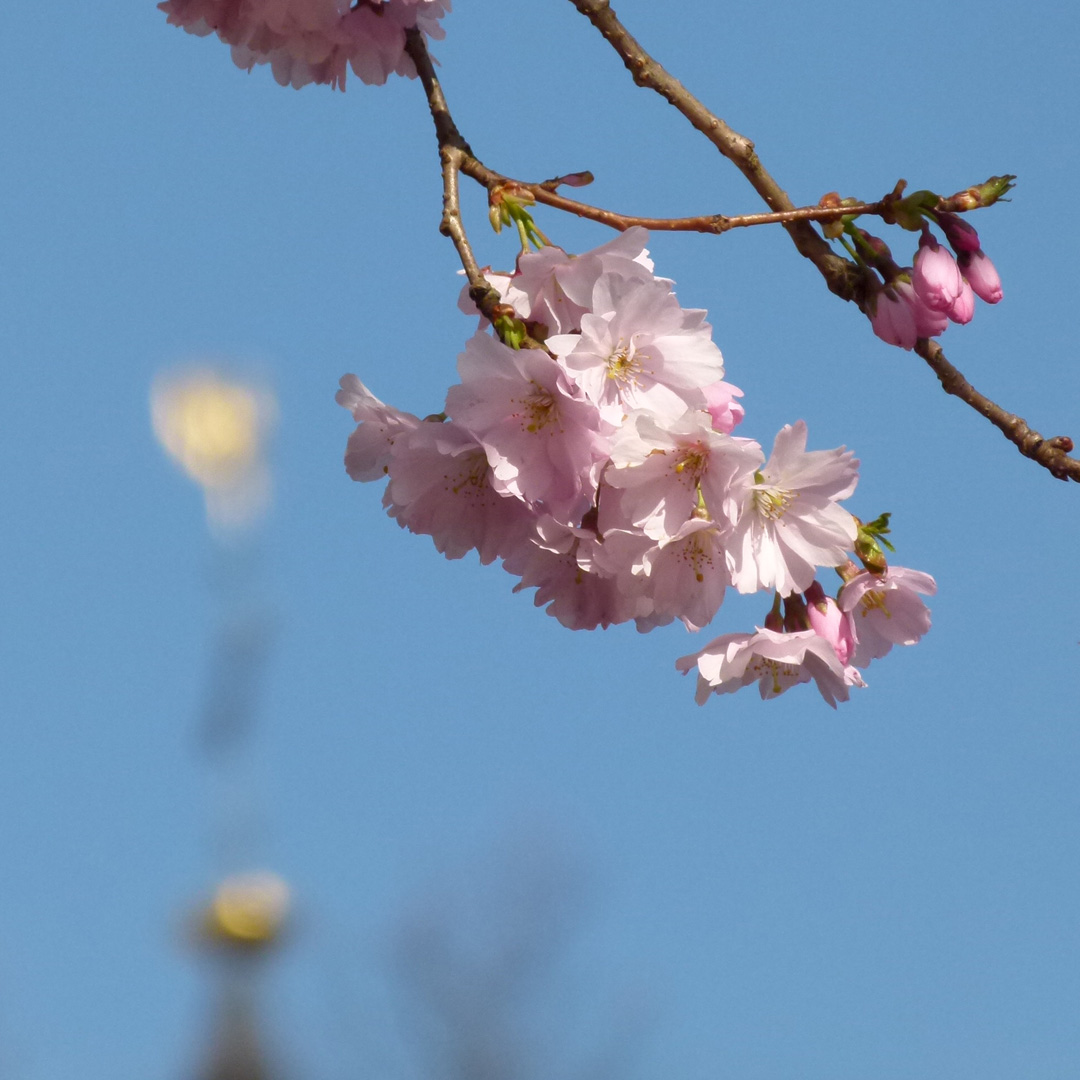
151, 368, 277, 537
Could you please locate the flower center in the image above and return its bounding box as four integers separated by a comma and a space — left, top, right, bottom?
520, 383, 560, 433
753, 485, 797, 521
748, 656, 802, 696
605, 339, 646, 386
674, 445, 708, 484
858, 589, 892, 619
449, 451, 490, 498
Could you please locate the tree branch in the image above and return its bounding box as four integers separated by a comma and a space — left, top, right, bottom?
915, 340, 1079, 481
404, 28, 532, 341
569, 0, 1080, 484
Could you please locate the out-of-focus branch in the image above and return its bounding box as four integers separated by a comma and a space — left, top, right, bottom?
568, 0, 1080, 483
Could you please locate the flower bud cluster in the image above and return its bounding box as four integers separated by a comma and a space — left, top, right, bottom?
159, 0, 449, 90
867, 214, 1002, 350
338, 229, 935, 706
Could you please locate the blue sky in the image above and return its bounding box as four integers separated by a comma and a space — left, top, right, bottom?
2, 3, 1080, 1078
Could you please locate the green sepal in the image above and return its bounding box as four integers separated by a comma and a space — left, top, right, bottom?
493, 314, 529, 349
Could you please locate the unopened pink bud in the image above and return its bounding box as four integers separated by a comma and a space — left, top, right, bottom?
893, 279, 948, 338
806, 593, 855, 666
936, 212, 981, 254
913, 232, 964, 312
947, 278, 975, 324
701, 380, 745, 433
959, 249, 1003, 304
869, 286, 918, 350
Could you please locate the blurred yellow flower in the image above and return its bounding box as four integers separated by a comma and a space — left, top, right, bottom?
152, 369, 276, 534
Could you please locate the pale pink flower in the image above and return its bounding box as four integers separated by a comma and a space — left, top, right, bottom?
548, 275, 725, 427
959, 250, 1003, 304
838, 565, 936, 667
336, 374, 420, 481
638, 517, 732, 631
913, 232, 964, 313
604, 409, 763, 542
727, 421, 858, 597
160, 0, 449, 90
504, 517, 649, 631
445, 332, 608, 524
500, 228, 659, 337
383, 419, 535, 564
676, 627, 857, 708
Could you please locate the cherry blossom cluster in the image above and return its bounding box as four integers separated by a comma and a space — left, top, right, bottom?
865, 211, 1003, 350
337, 229, 935, 707
159, 0, 449, 89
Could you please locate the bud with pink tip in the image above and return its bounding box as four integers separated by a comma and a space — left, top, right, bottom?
958, 250, 1003, 304
912, 231, 964, 312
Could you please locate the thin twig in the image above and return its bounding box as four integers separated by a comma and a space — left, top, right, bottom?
461, 157, 882, 235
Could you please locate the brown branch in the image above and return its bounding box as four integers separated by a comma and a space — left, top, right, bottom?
404, 29, 546, 346
915, 340, 1079, 481
566, 0, 857, 298
569, 0, 1080, 484
460, 158, 883, 235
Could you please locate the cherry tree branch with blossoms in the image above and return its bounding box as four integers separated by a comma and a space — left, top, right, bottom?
158, 0, 1077, 712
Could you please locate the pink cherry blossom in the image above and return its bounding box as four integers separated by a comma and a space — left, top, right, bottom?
892, 279, 949, 338
548, 275, 725, 427
727, 421, 858, 597
604, 409, 763, 541
445, 331, 609, 524
838, 565, 936, 668
504, 517, 650, 631
383, 419, 535, 564
497, 228, 660, 337
638, 517, 732, 631
676, 627, 858, 708
336, 374, 420, 481
935, 212, 981, 254
160, 0, 449, 90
